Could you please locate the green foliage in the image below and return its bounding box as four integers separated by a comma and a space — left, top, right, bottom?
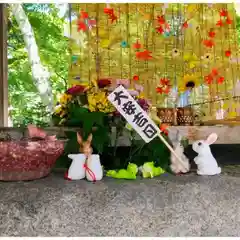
8, 3, 69, 126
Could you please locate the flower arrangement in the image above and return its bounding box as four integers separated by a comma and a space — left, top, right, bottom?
53, 78, 150, 126
52, 78, 171, 171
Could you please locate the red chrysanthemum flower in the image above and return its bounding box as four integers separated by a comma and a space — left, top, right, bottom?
97, 78, 112, 88
66, 85, 87, 95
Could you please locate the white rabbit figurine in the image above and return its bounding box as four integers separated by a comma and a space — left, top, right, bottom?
192, 133, 221, 175
65, 154, 86, 180
85, 154, 103, 182
170, 130, 190, 174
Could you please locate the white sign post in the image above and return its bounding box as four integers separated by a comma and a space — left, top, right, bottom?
108, 85, 188, 171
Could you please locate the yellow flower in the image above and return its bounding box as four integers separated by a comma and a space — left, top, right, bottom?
59, 93, 72, 105
88, 104, 96, 112
54, 105, 62, 115
87, 89, 115, 113
178, 74, 200, 93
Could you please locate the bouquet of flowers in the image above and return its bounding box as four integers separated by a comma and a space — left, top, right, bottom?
52, 78, 150, 127
52, 78, 151, 154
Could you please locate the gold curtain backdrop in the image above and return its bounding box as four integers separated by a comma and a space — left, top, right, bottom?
68, 3, 240, 120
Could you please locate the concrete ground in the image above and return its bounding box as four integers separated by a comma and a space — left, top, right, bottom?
0, 172, 239, 237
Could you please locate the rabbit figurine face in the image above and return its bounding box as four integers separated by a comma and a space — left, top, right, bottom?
192, 133, 218, 155
77, 132, 93, 158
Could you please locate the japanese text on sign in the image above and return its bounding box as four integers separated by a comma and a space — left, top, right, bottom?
108, 85, 161, 143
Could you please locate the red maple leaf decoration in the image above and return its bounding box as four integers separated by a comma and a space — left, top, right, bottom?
160, 78, 170, 86
217, 76, 225, 84
225, 50, 231, 57
204, 75, 214, 84
216, 20, 224, 27
203, 39, 215, 48
182, 21, 188, 29
219, 9, 228, 17
211, 68, 219, 76
136, 50, 152, 60
157, 15, 165, 25
133, 40, 141, 49
104, 8, 114, 15
208, 30, 216, 38
77, 21, 87, 32
226, 17, 232, 25
104, 8, 117, 23
156, 26, 164, 34
156, 78, 171, 94
156, 87, 163, 94
110, 14, 117, 23
80, 10, 89, 19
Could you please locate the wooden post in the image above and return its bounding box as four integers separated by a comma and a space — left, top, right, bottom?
0, 4, 8, 127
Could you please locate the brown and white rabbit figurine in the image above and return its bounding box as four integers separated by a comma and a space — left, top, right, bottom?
77, 133, 103, 182
64, 132, 93, 181
192, 133, 221, 175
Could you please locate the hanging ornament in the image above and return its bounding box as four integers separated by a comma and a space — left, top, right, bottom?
156, 78, 171, 94
204, 74, 214, 84
163, 31, 171, 38
208, 29, 216, 38
216, 9, 232, 27
72, 55, 78, 64
216, 20, 224, 27
156, 26, 164, 34
204, 69, 224, 85
133, 40, 142, 49
136, 50, 152, 60
133, 75, 139, 81
226, 17, 232, 25
225, 50, 231, 57
219, 9, 228, 17
157, 15, 166, 25
121, 41, 128, 48
104, 7, 117, 23
85, 18, 96, 29
217, 76, 225, 84
203, 39, 214, 48
182, 21, 188, 29
77, 20, 87, 32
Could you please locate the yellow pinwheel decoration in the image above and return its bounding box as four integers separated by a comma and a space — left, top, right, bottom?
183, 53, 199, 69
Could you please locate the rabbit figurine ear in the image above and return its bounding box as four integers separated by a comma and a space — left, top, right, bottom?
176, 130, 182, 142
205, 133, 218, 145
86, 133, 93, 144
77, 132, 83, 145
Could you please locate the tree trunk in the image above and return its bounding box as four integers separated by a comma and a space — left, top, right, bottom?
10, 4, 53, 112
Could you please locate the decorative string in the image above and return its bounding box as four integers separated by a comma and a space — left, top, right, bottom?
84, 163, 96, 182
96, 3, 100, 81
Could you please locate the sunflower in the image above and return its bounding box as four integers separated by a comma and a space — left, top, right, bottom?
178, 74, 200, 93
